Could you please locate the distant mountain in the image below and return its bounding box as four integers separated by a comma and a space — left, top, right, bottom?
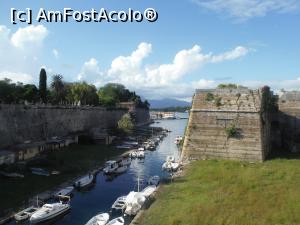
149, 98, 191, 109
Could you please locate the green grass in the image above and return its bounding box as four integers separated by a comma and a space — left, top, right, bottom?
140, 159, 300, 225
0, 144, 126, 214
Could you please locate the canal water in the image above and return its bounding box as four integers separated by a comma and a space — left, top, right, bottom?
10, 114, 188, 225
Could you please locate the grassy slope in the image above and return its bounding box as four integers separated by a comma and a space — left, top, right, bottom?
0, 144, 125, 214
140, 159, 300, 225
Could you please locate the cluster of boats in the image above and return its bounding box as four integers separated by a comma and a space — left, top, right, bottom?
86, 175, 160, 225
162, 156, 181, 172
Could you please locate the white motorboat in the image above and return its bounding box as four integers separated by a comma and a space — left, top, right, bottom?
54, 186, 74, 198
29, 202, 70, 224
148, 175, 160, 186
103, 161, 118, 174
137, 151, 145, 158
129, 151, 137, 158
138, 147, 145, 151
85, 212, 110, 225
106, 217, 124, 225
74, 174, 94, 188
118, 157, 131, 166
124, 192, 146, 216
141, 186, 157, 198
111, 196, 127, 213
162, 162, 180, 172
166, 155, 175, 163
114, 165, 128, 174
14, 206, 39, 222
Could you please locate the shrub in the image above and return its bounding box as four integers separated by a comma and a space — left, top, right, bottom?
205, 92, 214, 101
225, 125, 237, 138
215, 97, 222, 107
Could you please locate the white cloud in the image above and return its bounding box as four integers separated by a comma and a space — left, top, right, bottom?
0, 71, 33, 83
52, 49, 59, 58
77, 58, 102, 82
78, 42, 250, 99
11, 25, 48, 48
193, 0, 299, 21
0, 25, 49, 84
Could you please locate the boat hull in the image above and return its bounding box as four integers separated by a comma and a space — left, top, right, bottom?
30, 205, 70, 224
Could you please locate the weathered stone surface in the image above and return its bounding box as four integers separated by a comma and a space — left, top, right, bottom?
182, 87, 272, 162
0, 104, 149, 148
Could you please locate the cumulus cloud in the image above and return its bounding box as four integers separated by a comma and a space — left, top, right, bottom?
78, 42, 250, 99
11, 25, 48, 48
193, 0, 299, 21
0, 71, 33, 83
52, 49, 59, 58
0, 24, 49, 84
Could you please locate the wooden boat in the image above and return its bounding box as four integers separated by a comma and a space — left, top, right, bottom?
85, 212, 110, 225
111, 196, 127, 213
14, 206, 39, 222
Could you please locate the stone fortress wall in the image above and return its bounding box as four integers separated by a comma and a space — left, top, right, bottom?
0, 104, 150, 148
182, 86, 273, 162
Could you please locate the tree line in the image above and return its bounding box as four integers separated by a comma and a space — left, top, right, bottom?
0, 68, 149, 108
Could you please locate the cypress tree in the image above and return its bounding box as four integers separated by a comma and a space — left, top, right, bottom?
39, 68, 47, 103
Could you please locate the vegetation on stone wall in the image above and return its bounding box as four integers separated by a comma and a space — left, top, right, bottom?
117, 113, 134, 134
218, 83, 238, 89
225, 124, 237, 138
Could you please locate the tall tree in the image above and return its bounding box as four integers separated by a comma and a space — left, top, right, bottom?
39, 68, 47, 103
50, 74, 65, 104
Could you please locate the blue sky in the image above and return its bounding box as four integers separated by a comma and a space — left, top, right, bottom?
0, 0, 300, 100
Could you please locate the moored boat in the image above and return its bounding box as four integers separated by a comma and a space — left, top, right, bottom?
74, 174, 94, 188
124, 191, 146, 216
29, 202, 70, 224
141, 186, 157, 198
148, 175, 160, 186
85, 212, 110, 225
54, 186, 74, 198
103, 161, 118, 174
106, 217, 124, 225
14, 206, 39, 222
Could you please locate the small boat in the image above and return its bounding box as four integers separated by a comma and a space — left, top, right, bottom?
111, 196, 127, 213
114, 165, 128, 174
54, 186, 74, 198
14, 206, 39, 222
138, 147, 145, 151
31, 168, 50, 176
166, 156, 175, 163
148, 175, 160, 186
106, 217, 124, 225
129, 151, 137, 158
74, 174, 94, 188
116, 145, 132, 149
85, 212, 110, 225
141, 186, 157, 198
30, 202, 70, 224
162, 162, 180, 172
137, 151, 145, 159
0, 172, 24, 178
103, 161, 118, 174
118, 157, 131, 166
124, 192, 146, 216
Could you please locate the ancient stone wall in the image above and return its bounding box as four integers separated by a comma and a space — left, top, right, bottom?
276, 91, 300, 152
0, 104, 149, 148
182, 87, 272, 161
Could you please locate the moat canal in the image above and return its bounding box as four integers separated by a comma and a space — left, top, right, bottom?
8, 113, 188, 225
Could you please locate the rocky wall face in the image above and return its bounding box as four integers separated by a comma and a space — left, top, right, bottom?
0, 105, 127, 148
182, 88, 271, 162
